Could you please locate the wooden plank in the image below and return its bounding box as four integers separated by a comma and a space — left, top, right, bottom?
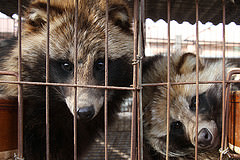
0, 99, 17, 152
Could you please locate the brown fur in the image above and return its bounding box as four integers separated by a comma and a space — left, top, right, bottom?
0, 0, 133, 159
142, 53, 233, 159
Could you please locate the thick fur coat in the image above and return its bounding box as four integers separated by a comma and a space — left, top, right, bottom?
0, 0, 133, 159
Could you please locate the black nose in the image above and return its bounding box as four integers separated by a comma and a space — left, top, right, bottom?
77, 106, 95, 120
198, 128, 212, 148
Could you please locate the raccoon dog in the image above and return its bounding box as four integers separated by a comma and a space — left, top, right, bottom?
143, 53, 232, 159
0, 0, 133, 159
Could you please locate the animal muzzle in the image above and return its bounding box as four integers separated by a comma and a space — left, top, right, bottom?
77, 105, 95, 120
192, 120, 219, 149
198, 128, 213, 148
64, 89, 104, 121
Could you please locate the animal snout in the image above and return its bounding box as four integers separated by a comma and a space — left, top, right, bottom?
77, 106, 95, 120
197, 128, 213, 148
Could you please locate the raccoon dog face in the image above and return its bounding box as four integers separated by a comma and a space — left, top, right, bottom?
0, 0, 133, 120
143, 53, 230, 157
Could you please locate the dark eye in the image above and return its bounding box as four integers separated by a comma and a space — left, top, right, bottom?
170, 121, 184, 136
95, 59, 105, 71
61, 61, 73, 72
190, 96, 197, 111
171, 121, 183, 130
190, 93, 210, 113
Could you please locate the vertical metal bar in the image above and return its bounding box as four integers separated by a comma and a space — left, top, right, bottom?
45, 0, 50, 159
17, 0, 24, 158
138, 0, 144, 159
104, 0, 109, 159
131, 0, 139, 159
137, 22, 140, 160
140, 0, 145, 58
220, 0, 226, 159
74, 0, 78, 159
137, 82, 141, 160
166, 0, 171, 159
195, 0, 200, 159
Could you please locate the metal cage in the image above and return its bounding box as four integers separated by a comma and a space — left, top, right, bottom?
0, 0, 240, 159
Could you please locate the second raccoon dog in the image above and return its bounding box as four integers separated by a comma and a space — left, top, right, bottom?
143, 53, 230, 160
0, 0, 133, 159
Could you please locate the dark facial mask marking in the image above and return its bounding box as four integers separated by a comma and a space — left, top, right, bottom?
190, 92, 211, 113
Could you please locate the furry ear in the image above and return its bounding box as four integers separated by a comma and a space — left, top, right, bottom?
108, 4, 131, 32
24, 1, 63, 33
100, 0, 132, 32
177, 53, 204, 75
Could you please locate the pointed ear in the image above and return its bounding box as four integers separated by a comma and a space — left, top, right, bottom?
177, 53, 204, 75
24, 1, 64, 33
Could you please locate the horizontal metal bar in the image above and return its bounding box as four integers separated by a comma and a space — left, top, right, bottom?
1, 80, 240, 89
1, 79, 240, 89
0, 80, 134, 90
142, 80, 240, 87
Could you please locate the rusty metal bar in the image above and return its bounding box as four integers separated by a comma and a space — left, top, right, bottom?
2, 79, 239, 88
140, 0, 145, 58
104, 0, 109, 159
131, 0, 139, 159
195, 0, 199, 159
220, 0, 226, 159
166, 0, 171, 159
222, 1, 227, 155
0, 81, 134, 90
142, 81, 231, 86
45, 0, 50, 159
137, 79, 141, 160
138, 0, 144, 159
17, 0, 24, 158
74, 0, 78, 159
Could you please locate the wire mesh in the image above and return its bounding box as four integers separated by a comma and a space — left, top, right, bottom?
144, 0, 240, 160
0, 0, 138, 159
1, 0, 240, 159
